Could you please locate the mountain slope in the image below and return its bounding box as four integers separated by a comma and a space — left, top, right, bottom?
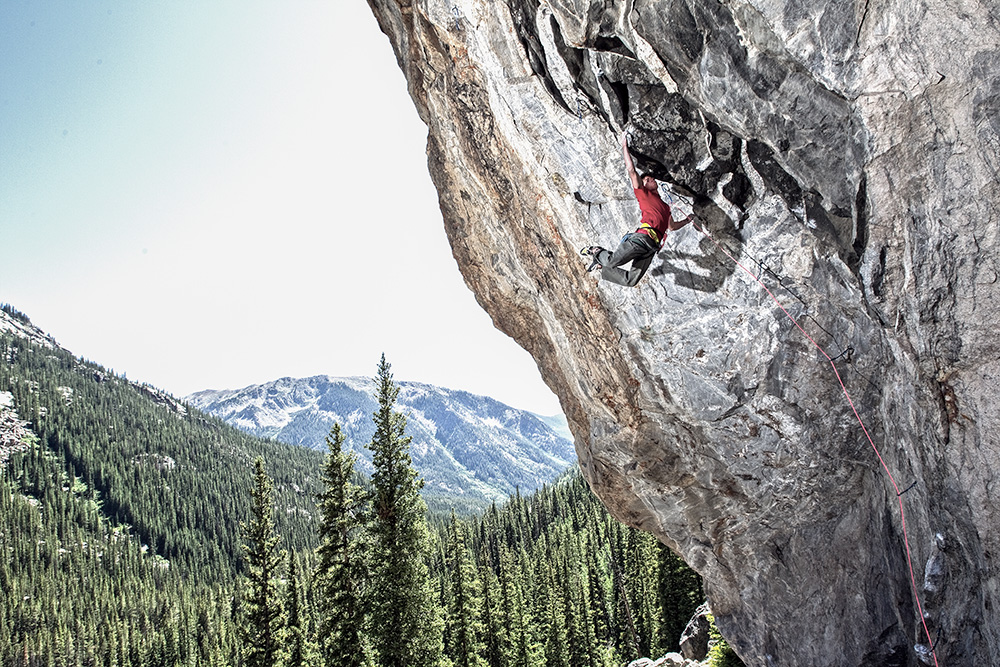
0, 306, 324, 578
186, 375, 575, 510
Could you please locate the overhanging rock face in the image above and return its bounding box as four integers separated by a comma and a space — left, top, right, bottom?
365, 0, 1000, 664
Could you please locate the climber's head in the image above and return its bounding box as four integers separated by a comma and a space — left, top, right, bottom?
639, 173, 657, 191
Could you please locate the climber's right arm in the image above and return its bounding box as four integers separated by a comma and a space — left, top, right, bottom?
621, 132, 640, 190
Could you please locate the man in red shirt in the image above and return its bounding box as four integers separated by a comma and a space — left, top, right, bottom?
582, 132, 694, 286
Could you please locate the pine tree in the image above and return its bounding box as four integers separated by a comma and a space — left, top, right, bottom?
283, 552, 310, 667
498, 548, 536, 667
314, 423, 368, 667
479, 555, 505, 667
624, 528, 657, 657
539, 557, 568, 667
445, 510, 486, 667
366, 355, 444, 667
240, 457, 285, 667
561, 557, 587, 667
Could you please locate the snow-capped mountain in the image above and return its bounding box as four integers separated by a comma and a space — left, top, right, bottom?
186, 376, 576, 509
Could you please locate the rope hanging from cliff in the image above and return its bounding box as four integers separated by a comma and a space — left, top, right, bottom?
689, 219, 941, 667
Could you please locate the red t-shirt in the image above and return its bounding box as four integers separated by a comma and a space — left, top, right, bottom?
634, 187, 673, 244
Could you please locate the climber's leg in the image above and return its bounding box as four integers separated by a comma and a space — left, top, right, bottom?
601, 250, 654, 286
599, 233, 657, 287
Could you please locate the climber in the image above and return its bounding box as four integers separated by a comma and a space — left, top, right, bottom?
581, 132, 694, 286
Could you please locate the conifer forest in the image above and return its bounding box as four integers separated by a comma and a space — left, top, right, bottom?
1, 325, 710, 666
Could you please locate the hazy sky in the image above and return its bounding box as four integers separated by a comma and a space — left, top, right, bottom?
0, 1, 562, 416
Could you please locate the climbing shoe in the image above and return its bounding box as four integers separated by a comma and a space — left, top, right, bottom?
581, 246, 603, 272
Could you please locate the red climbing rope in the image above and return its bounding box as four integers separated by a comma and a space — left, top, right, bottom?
691, 221, 940, 667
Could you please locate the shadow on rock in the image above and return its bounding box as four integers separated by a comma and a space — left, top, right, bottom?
649, 199, 742, 292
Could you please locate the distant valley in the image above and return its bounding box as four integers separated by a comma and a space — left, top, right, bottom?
0, 305, 576, 516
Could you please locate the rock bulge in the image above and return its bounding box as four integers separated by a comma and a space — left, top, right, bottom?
366, 0, 1000, 663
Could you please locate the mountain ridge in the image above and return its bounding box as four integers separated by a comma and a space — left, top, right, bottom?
186, 374, 576, 511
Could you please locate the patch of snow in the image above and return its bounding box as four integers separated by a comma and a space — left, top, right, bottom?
481, 416, 505, 430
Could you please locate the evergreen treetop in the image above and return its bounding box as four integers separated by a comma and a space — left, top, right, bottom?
240, 456, 285, 667
366, 354, 444, 667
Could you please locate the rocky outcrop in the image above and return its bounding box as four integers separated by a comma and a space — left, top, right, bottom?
628, 655, 705, 667
365, 0, 1000, 664
680, 602, 713, 662
0, 390, 33, 464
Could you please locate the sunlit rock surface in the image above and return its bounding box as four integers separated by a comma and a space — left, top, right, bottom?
365, 0, 1000, 664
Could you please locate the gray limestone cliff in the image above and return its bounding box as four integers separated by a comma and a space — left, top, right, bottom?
365, 0, 1000, 664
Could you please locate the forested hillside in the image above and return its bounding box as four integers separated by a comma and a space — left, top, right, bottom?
1, 308, 716, 665
436, 471, 707, 665
1, 310, 324, 662
0, 320, 325, 577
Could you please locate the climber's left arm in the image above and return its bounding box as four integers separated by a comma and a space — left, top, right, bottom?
670, 212, 695, 231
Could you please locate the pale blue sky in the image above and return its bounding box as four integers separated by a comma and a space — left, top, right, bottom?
0, 1, 562, 416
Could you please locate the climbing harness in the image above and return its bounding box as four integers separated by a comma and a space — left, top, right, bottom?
690, 218, 942, 667
636, 222, 663, 247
